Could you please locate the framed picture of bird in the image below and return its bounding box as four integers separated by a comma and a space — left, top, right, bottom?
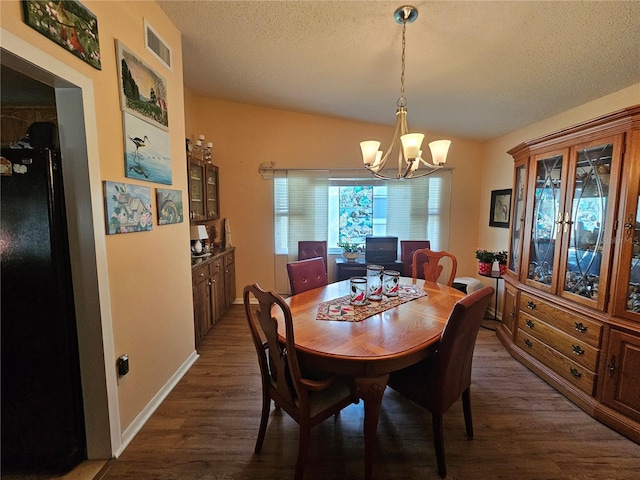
123, 111, 172, 185
156, 188, 184, 225
489, 188, 512, 228
115, 39, 169, 131
22, 0, 101, 70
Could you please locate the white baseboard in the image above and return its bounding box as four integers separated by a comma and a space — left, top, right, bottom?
115, 350, 199, 457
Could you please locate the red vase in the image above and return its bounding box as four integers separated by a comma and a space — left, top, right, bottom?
478, 261, 492, 275
498, 263, 507, 276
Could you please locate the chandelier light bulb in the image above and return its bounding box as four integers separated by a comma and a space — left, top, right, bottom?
400, 133, 424, 160
428, 140, 451, 165
360, 140, 381, 165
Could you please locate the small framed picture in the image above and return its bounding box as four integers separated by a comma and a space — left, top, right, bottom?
103, 181, 153, 234
489, 189, 512, 228
156, 188, 183, 225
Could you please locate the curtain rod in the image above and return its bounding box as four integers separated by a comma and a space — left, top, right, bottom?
258, 161, 452, 180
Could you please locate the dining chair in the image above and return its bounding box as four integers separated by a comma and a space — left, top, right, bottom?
298, 240, 327, 273
287, 257, 328, 295
243, 284, 358, 480
400, 240, 431, 277
411, 248, 458, 286
387, 286, 494, 478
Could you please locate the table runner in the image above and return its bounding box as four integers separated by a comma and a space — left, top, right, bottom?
316, 284, 427, 322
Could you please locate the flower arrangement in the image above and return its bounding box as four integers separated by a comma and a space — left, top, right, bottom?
475, 248, 496, 263
494, 250, 508, 264
338, 241, 363, 253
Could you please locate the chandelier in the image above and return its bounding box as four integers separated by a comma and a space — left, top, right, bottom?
360, 5, 451, 180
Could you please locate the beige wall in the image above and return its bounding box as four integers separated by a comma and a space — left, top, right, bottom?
1, 0, 195, 444
183, 94, 485, 293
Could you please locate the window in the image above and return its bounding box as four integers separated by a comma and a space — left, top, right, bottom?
273, 169, 451, 292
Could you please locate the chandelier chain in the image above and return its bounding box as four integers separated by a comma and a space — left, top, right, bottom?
397, 16, 407, 108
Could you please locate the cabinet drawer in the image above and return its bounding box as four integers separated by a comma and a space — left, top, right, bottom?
192, 263, 210, 282
210, 258, 223, 274
519, 293, 602, 347
224, 252, 235, 267
516, 329, 596, 395
519, 311, 599, 371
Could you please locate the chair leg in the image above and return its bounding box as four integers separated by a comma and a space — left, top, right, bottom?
432, 413, 446, 478
462, 388, 474, 439
255, 394, 270, 453
295, 423, 311, 480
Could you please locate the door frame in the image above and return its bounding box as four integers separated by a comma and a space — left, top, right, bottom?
1, 28, 120, 459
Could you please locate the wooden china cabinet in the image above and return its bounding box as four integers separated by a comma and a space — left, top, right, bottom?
498, 105, 640, 443
187, 148, 235, 344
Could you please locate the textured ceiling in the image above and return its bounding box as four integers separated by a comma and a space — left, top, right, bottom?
158, 0, 640, 141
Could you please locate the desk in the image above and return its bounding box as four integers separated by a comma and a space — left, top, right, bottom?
280, 278, 464, 479
335, 257, 404, 281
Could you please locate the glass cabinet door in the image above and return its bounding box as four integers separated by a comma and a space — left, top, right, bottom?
508, 162, 527, 275
189, 158, 205, 220
614, 137, 640, 321
525, 151, 566, 292
624, 198, 640, 316
205, 164, 220, 220
560, 141, 616, 308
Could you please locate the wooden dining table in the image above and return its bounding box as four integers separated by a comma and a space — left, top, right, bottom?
278, 277, 465, 479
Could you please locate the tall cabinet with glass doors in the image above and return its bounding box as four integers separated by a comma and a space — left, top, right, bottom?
499, 105, 640, 443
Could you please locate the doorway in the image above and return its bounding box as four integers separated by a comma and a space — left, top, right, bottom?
1, 32, 120, 469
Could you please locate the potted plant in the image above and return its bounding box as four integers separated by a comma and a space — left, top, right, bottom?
475, 248, 495, 275
338, 241, 363, 262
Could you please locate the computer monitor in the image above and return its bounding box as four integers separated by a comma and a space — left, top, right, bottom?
365, 236, 398, 263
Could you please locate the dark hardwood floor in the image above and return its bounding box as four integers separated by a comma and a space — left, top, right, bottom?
96, 305, 639, 480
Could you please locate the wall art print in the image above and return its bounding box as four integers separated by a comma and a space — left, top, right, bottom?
116, 39, 168, 130
104, 181, 153, 234
489, 188, 512, 228
123, 111, 172, 185
22, 0, 101, 70
156, 188, 183, 225
339, 186, 373, 244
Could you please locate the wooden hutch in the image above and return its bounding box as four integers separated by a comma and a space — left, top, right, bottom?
187, 147, 235, 344
498, 105, 640, 443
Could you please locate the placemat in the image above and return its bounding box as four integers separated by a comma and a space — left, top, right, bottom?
316, 284, 427, 322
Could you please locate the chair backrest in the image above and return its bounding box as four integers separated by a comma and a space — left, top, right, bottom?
400, 240, 431, 277
431, 286, 494, 413
412, 248, 457, 286
243, 284, 303, 407
298, 241, 327, 272
287, 257, 329, 295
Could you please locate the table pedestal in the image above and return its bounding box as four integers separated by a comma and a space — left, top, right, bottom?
478, 270, 503, 331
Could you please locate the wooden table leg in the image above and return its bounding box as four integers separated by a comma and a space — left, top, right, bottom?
354, 374, 388, 480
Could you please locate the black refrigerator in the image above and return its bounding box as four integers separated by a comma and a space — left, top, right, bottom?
1, 147, 86, 472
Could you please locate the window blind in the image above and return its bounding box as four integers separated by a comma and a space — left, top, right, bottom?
273, 169, 451, 294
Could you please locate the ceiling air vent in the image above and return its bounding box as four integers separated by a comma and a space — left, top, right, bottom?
144, 20, 172, 71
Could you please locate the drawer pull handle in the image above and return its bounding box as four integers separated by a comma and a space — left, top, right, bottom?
572, 345, 585, 356
527, 301, 536, 310
608, 356, 616, 377
524, 339, 533, 348
569, 367, 582, 379
525, 319, 535, 329
574, 322, 588, 333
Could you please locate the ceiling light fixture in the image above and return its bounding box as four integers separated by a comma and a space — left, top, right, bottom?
360, 5, 451, 180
